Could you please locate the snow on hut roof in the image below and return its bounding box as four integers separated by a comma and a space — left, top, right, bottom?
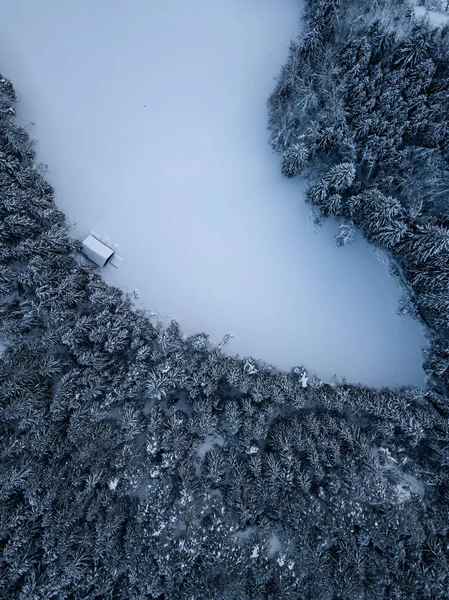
82, 234, 114, 267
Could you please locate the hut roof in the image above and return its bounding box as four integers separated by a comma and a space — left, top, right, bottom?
82, 234, 114, 267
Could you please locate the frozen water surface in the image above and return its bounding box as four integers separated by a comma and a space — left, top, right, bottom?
0, 0, 427, 386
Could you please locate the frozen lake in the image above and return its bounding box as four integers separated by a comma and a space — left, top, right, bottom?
0, 0, 427, 387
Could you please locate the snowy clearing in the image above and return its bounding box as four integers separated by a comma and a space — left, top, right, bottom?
411, 0, 449, 27
0, 0, 427, 387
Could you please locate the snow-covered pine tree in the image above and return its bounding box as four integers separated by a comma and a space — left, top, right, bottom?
280, 142, 309, 177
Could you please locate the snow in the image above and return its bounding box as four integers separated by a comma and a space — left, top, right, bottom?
378, 446, 426, 504
251, 545, 260, 559
276, 554, 286, 567
396, 472, 425, 502
267, 534, 282, 557
108, 478, 119, 491
411, 0, 449, 26
394, 470, 425, 503
234, 525, 258, 540
196, 435, 224, 462
0, 0, 427, 387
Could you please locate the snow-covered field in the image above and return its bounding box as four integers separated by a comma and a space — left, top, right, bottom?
0, 0, 427, 387
411, 0, 449, 27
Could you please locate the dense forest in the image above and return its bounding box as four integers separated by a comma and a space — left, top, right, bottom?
1, 0, 449, 598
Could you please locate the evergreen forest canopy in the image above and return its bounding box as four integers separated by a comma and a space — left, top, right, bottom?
1, 0, 449, 598
269, 0, 449, 395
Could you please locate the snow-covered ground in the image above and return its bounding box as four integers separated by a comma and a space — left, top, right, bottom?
0, 0, 427, 387
411, 0, 449, 27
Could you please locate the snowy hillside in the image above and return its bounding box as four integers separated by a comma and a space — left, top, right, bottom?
0, 0, 426, 386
